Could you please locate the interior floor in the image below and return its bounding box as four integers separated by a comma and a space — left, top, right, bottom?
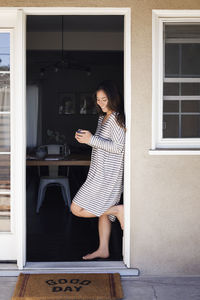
26, 166, 123, 261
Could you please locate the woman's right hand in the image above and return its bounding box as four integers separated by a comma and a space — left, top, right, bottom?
75, 129, 92, 144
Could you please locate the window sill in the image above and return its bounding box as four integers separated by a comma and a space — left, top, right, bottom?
149, 149, 200, 155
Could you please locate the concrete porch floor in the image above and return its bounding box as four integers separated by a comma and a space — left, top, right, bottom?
1, 276, 200, 299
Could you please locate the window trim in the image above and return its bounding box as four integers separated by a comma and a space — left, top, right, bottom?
152, 10, 200, 150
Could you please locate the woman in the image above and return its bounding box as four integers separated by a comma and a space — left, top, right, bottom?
71, 80, 125, 260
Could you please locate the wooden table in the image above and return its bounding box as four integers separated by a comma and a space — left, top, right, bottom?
26, 153, 91, 166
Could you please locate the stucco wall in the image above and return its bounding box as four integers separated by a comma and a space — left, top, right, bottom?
1, 0, 200, 275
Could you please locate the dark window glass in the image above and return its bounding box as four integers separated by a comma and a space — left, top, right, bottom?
163, 115, 179, 138
182, 101, 200, 113
182, 115, 200, 138
165, 44, 179, 76
163, 83, 179, 95
181, 83, 200, 95
163, 101, 179, 113
182, 44, 200, 76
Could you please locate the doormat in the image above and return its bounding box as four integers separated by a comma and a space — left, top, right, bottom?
12, 273, 123, 300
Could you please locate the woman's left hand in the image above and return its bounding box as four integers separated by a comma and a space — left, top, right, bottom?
75, 130, 92, 144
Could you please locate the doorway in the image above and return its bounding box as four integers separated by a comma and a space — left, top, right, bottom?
3, 6, 132, 270
26, 14, 125, 262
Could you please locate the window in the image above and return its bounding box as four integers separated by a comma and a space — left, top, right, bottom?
164, 24, 200, 139
152, 11, 200, 150
0, 31, 11, 231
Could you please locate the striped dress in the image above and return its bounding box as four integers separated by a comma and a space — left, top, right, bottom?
72, 111, 125, 221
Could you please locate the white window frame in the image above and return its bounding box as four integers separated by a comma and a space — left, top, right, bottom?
151, 10, 200, 153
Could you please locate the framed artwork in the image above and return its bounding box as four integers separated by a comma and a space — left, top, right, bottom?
58, 93, 76, 115
79, 93, 97, 115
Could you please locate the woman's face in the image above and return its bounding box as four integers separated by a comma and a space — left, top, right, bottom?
96, 89, 112, 113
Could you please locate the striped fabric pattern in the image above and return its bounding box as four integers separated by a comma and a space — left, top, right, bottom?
72, 111, 125, 222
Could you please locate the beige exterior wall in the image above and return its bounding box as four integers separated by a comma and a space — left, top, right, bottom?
1, 0, 200, 275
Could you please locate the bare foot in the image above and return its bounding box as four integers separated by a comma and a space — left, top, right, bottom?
116, 205, 124, 230
82, 249, 109, 260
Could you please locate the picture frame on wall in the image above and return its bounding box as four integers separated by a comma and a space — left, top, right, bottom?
79, 93, 97, 115
58, 93, 76, 115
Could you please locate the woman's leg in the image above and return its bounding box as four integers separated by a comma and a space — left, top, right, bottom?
71, 202, 97, 218
103, 205, 124, 230
71, 202, 124, 230
83, 215, 111, 260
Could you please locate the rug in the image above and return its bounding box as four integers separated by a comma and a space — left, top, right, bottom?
12, 273, 123, 299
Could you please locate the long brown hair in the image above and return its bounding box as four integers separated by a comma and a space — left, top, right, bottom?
93, 80, 125, 129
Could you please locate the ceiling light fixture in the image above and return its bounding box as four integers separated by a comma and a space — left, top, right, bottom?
39, 16, 91, 76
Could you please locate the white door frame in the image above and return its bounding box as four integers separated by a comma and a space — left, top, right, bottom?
4, 6, 132, 269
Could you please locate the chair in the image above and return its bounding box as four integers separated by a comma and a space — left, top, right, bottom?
36, 144, 71, 213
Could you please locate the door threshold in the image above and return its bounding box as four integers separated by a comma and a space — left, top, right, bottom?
0, 261, 139, 276
25, 261, 139, 276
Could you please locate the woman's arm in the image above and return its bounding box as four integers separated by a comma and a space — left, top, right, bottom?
88, 118, 125, 154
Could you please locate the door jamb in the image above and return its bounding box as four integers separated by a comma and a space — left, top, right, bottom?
16, 6, 132, 269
